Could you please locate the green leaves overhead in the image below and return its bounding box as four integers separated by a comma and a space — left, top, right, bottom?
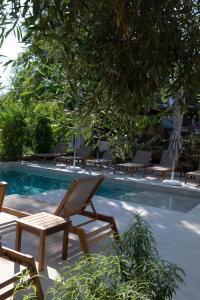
0, 0, 199, 144
0, 1, 199, 111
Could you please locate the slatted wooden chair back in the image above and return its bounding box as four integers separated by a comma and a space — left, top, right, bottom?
52, 143, 67, 154
0, 245, 43, 299
160, 150, 173, 167
133, 150, 152, 164
54, 175, 119, 256
55, 175, 104, 218
0, 182, 7, 210
77, 145, 93, 158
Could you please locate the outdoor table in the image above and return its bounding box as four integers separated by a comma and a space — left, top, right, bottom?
15, 212, 68, 272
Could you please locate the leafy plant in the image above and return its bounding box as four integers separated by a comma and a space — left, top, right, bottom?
34, 116, 53, 153
182, 132, 200, 164
47, 214, 184, 300
114, 214, 185, 299
47, 255, 149, 300
0, 108, 26, 160
0, 0, 199, 150
13, 270, 42, 300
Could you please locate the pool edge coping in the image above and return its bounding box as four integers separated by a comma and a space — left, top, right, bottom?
1, 161, 200, 199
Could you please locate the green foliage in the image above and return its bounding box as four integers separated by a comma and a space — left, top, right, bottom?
9, 48, 68, 107
183, 132, 200, 156
0, 106, 26, 160
0, 0, 199, 136
114, 214, 184, 299
47, 255, 149, 300
34, 116, 53, 153
0, 93, 72, 158
1, 1, 199, 101
13, 270, 39, 300
0, 1, 199, 157
47, 214, 184, 300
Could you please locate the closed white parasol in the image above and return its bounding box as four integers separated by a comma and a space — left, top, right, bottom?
164, 96, 184, 186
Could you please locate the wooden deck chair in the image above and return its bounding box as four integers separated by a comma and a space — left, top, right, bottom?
0, 183, 43, 299
0, 182, 7, 209
85, 158, 112, 169
185, 162, 200, 184
32, 143, 67, 161
144, 150, 174, 179
55, 145, 93, 167
2, 176, 119, 257
85, 150, 113, 169
54, 175, 119, 255
0, 244, 43, 299
114, 150, 152, 175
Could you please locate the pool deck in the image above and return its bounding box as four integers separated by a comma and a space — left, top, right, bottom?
1, 161, 200, 299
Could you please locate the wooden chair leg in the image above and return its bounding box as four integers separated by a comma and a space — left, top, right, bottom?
185, 175, 187, 184
80, 211, 120, 241
15, 223, 22, 252
28, 256, 44, 299
76, 227, 90, 256
81, 159, 86, 168
39, 231, 46, 272
113, 166, 117, 174
111, 218, 120, 240
160, 171, 165, 180
62, 224, 68, 260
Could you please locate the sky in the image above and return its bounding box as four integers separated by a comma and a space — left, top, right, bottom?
0, 33, 24, 90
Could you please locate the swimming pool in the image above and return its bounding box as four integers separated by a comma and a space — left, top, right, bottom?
0, 168, 143, 198
0, 165, 200, 213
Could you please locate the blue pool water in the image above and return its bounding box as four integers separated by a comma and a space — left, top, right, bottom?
1, 167, 200, 212
0, 169, 142, 200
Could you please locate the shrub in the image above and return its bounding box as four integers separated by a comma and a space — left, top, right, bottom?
47, 255, 149, 300
34, 116, 53, 153
47, 214, 184, 300
0, 109, 26, 160
113, 214, 185, 299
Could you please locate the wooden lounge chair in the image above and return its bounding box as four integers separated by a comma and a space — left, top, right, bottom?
144, 150, 174, 179
54, 175, 119, 255
85, 158, 112, 169
114, 150, 152, 175
0, 244, 43, 299
55, 145, 93, 167
32, 143, 67, 161
0, 182, 7, 208
85, 150, 113, 169
54, 155, 86, 167
2, 176, 119, 256
185, 163, 200, 184
0, 183, 43, 297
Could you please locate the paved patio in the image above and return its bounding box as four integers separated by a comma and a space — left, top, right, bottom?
1, 194, 200, 299
1, 162, 200, 299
